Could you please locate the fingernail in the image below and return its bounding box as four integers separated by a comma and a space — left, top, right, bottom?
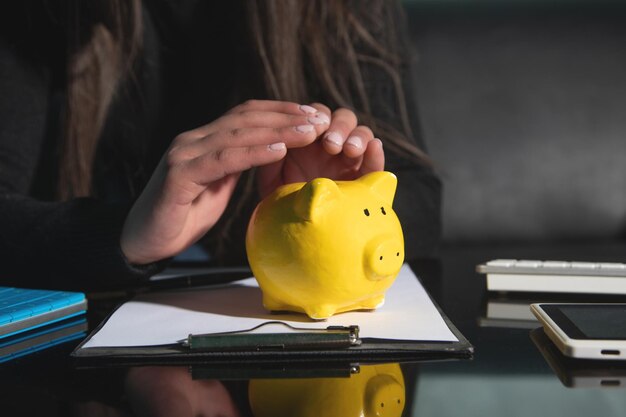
295, 124, 315, 133
374, 138, 383, 146
269, 142, 286, 151
346, 136, 363, 149
299, 104, 318, 114
324, 131, 343, 146
308, 112, 330, 125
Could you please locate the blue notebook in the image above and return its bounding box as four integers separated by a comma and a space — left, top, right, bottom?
0, 287, 87, 361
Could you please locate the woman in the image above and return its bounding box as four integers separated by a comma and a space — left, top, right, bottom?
0, 0, 440, 290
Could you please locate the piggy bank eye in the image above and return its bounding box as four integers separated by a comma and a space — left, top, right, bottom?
363, 208, 370, 216
380, 206, 387, 215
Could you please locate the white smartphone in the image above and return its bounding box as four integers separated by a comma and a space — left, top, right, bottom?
530, 303, 626, 360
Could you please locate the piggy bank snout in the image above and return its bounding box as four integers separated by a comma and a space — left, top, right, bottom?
364, 235, 404, 280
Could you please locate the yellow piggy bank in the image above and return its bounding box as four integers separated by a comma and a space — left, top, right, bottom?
248, 363, 405, 417
246, 171, 404, 319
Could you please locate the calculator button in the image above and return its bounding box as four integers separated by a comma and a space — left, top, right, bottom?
0, 313, 12, 325
7, 307, 33, 322
598, 263, 626, 270
487, 259, 517, 267
542, 261, 570, 268
515, 260, 542, 268
570, 262, 597, 269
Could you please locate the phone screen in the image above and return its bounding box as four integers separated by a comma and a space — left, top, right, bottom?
542, 304, 626, 340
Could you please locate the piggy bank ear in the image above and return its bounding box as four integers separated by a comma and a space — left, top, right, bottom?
358, 171, 397, 204
294, 178, 341, 221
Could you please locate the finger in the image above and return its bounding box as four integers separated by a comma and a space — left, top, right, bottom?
215, 110, 329, 132
305, 102, 333, 137
229, 100, 332, 127
359, 138, 385, 174
228, 99, 325, 116
173, 125, 318, 161
180, 142, 288, 185
181, 109, 328, 141
308, 102, 332, 117
321, 108, 358, 155
342, 125, 375, 159
192, 101, 331, 138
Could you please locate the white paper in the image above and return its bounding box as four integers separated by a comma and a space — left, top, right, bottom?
82, 264, 457, 349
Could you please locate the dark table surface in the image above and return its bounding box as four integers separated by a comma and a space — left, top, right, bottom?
3, 240, 626, 417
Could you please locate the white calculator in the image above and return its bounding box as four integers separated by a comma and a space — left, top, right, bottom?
477, 259, 626, 295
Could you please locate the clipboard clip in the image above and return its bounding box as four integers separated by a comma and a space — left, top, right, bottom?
184, 321, 361, 351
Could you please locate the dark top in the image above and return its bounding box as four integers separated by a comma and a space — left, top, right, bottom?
0, 1, 441, 291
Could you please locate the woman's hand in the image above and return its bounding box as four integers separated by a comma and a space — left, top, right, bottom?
257, 104, 384, 198
120, 100, 330, 265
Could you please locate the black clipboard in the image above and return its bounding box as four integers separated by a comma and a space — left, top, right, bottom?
72, 313, 472, 368
72, 268, 473, 367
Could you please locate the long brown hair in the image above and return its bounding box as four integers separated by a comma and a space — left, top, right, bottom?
60, 0, 142, 199
60, 0, 427, 200
248, 0, 430, 162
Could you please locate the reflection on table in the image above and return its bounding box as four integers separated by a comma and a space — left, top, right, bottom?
4, 242, 626, 416
122, 362, 408, 417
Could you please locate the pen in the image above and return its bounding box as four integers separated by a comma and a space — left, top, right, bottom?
148, 267, 253, 290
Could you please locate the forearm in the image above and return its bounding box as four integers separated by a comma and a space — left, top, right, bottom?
0, 194, 165, 291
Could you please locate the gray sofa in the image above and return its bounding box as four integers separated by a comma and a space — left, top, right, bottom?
406, 2, 626, 243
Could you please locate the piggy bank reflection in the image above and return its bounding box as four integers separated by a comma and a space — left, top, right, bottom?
246, 171, 404, 319
248, 363, 405, 417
